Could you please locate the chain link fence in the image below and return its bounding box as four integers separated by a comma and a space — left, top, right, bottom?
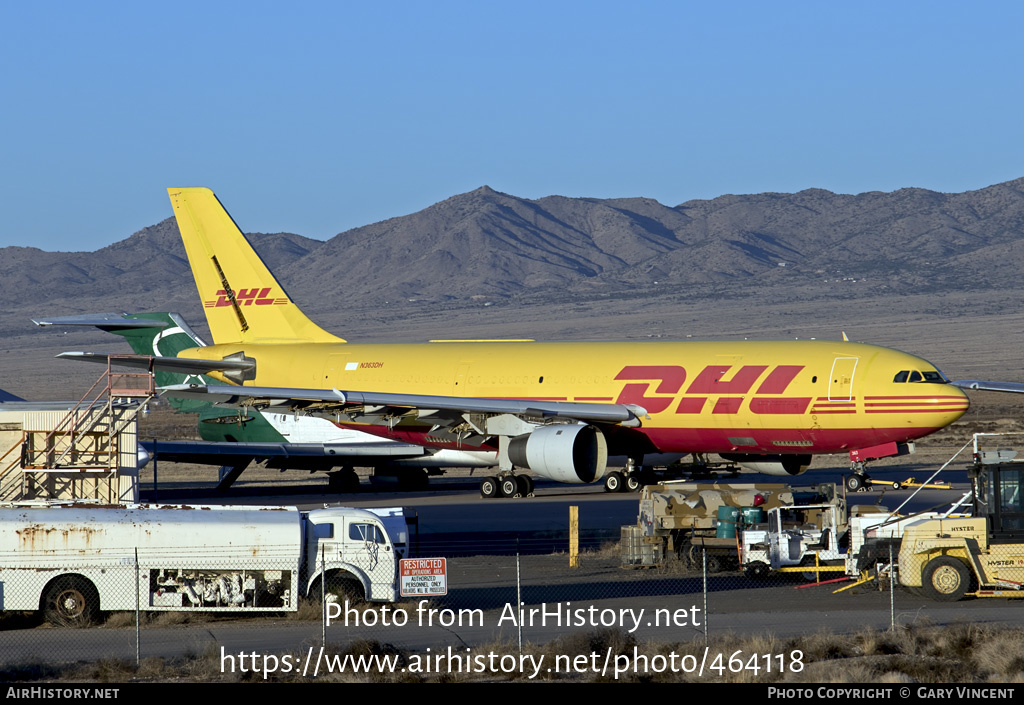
3, 526, 1022, 681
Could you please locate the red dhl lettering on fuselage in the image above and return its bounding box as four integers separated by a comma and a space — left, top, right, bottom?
204, 287, 290, 308
614, 364, 810, 415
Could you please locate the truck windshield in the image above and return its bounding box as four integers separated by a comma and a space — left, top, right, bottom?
349, 522, 386, 544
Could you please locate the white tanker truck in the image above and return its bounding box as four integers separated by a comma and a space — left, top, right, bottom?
0, 503, 405, 626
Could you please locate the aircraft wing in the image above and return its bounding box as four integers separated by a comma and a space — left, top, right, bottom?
57, 351, 254, 376
952, 380, 1024, 394
161, 383, 647, 425
140, 439, 428, 465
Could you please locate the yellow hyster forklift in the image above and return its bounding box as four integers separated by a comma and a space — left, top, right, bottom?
898, 461, 1024, 600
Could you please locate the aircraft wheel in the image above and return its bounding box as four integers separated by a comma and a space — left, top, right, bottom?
517, 475, 534, 497
845, 474, 865, 492
480, 477, 499, 499
500, 477, 519, 497
604, 471, 624, 493
626, 474, 642, 492
922, 556, 970, 602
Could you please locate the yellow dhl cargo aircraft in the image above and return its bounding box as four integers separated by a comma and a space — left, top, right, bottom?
159, 187, 969, 497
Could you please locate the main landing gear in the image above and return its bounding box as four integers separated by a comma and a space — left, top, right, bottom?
480, 473, 535, 499
603, 458, 653, 493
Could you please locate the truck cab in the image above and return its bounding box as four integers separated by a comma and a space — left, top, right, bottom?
303, 507, 399, 602
742, 501, 847, 578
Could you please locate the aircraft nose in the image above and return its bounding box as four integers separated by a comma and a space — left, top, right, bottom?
937, 383, 970, 426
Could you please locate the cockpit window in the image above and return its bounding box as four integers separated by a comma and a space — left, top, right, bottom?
893, 370, 949, 384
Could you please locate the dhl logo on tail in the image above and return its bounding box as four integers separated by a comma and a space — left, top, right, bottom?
205, 287, 290, 309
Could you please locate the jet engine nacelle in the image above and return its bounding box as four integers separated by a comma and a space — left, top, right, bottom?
720, 453, 812, 477
508, 424, 608, 484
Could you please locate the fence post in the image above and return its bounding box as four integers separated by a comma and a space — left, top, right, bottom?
569, 506, 579, 568
516, 543, 523, 656
135, 547, 140, 666
321, 543, 326, 645
702, 548, 708, 645
889, 543, 895, 631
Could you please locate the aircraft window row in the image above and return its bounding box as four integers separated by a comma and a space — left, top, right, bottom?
892, 370, 946, 384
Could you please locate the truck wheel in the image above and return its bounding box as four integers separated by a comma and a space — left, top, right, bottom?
798, 557, 826, 582
480, 477, 499, 499
311, 574, 365, 605
892, 482, 902, 490
604, 471, 624, 493
922, 557, 970, 601
744, 561, 770, 580
705, 554, 723, 573
43, 576, 98, 627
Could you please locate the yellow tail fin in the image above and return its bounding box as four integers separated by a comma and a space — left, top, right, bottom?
167, 187, 344, 344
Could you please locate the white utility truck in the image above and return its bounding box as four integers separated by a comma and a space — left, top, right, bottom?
0, 503, 403, 625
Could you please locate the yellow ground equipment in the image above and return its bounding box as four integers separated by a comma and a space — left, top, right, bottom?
898, 461, 1024, 600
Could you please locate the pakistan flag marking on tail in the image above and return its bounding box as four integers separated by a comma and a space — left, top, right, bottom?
99, 313, 287, 443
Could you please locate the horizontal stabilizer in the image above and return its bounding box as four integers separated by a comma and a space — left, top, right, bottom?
58, 352, 255, 376
34, 313, 168, 330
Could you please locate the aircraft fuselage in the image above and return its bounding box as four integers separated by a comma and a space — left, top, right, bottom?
181, 338, 968, 456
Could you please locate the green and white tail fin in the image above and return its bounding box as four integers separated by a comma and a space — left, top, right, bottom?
35, 312, 215, 412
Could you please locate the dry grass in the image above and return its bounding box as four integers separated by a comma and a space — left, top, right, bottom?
5, 622, 1024, 683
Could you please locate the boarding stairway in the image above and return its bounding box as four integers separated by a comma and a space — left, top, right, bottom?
0, 355, 155, 502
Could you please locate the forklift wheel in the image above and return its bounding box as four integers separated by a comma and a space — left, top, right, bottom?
922, 556, 970, 602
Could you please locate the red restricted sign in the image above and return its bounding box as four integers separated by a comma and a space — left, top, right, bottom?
400, 557, 448, 597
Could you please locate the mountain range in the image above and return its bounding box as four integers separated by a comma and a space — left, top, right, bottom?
5, 178, 1024, 329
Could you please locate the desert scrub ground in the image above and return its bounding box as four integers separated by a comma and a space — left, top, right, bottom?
3, 622, 1022, 684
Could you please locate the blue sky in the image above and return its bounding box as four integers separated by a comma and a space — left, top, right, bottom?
2, 1, 1023, 251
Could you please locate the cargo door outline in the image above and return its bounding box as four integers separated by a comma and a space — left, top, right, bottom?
828, 357, 858, 402
453, 362, 472, 394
